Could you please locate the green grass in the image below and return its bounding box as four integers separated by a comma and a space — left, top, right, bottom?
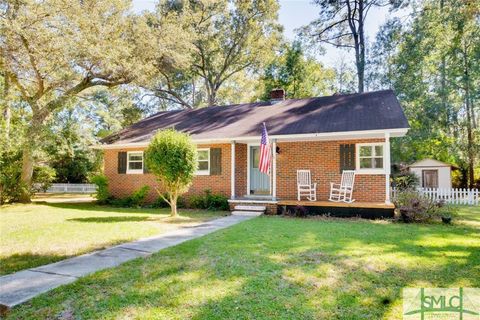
0, 202, 226, 275
6, 206, 480, 319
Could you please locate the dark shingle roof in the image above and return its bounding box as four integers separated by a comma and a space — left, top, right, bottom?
101, 90, 409, 145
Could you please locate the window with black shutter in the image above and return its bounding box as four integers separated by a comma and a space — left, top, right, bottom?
118, 152, 127, 174
210, 148, 222, 175
339, 144, 355, 172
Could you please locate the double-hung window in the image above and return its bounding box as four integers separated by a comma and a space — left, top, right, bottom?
127, 151, 143, 174
196, 149, 210, 175
356, 143, 384, 173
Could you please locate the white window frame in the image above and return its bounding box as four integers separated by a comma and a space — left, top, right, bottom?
356, 143, 386, 174
196, 148, 210, 175
126, 151, 144, 174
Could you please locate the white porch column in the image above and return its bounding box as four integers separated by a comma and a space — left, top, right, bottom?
272, 139, 277, 200
231, 141, 236, 199
385, 132, 391, 204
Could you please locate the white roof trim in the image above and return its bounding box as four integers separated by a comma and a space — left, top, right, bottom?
92, 128, 409, 149
408, 158, 455, 168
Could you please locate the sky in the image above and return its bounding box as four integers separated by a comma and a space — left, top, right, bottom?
132, 0, 402, 67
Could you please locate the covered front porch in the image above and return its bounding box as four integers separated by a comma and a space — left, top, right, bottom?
224, 131, 398, 217
228, 134, 394, 202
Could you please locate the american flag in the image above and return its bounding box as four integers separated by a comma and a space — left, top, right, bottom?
259, 122, 271, 174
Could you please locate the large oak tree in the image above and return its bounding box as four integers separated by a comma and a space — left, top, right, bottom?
150, 0, 282, 108
1, 0, 184, 201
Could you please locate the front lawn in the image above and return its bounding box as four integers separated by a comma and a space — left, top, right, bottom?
0, 203, 226, 275
7, 206, 479, 319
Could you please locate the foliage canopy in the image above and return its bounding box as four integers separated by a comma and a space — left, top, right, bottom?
145, 129, 197, 216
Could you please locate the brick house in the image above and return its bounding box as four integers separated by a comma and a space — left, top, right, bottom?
97, 89, 409, 216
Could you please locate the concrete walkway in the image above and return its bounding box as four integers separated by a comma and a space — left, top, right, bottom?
0, 214, 257, 309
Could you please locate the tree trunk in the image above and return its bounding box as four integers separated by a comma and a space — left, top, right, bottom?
191, 79, 196, 107
439, 0, 449, 128
356, 51, 365, 92
170, 193, 178, 217
353, 39, 362, 93
3, 106, 10, 143
348, 0, 365, 93
465, 87, 474, 189
19, 144, 34, 203
207, 86, 217, 107
3, 74, 11, 145
440, 55, 447, 126
357, 1, 365, 93
357, 64, 364, 93
18, 113, 44, 202
463, 43, 475, 188
458, 166, 468, 188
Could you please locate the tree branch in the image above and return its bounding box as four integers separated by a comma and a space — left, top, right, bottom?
313, 18, 349, 37
322, 40, 355, 48
19, 34, 44, 99
6, 71, 30, 102
153, 88, 193, 109
320, 33, 353, 42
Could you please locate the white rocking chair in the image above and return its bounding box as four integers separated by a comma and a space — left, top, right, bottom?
297, 170, 317, 201
329, 170, 356, 203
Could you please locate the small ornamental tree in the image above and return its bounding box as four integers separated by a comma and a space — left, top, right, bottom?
145, 129, 197, 217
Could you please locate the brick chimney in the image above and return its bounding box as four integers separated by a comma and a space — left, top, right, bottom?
270, 88, 285, 100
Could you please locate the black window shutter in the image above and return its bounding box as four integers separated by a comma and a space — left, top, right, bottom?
210, 148, 222, 175
339, 144, 355, 173
118, 152, 127, 174
143, 154, 149, 174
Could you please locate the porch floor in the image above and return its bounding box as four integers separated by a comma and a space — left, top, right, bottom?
277, 200, 395, 209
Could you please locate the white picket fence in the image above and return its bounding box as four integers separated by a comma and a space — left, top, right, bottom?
391, 187, 479, 206
42, 183, 97, 194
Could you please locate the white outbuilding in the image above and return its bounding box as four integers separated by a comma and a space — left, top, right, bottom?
408, 159, 457, 189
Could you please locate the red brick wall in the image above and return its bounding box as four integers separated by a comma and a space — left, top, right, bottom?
234, 143, 247, 197
104, 144, 232, 202
276, 139, 386, 202
189, 144, 231, 197
103, 139, 386, 203
104, 148, 157, 201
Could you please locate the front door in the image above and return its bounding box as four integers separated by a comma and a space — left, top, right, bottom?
422, 170, 439, 188
249, 146, 270, 195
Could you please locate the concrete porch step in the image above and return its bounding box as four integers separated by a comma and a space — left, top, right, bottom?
234, 205, 266, 212
231, 211, 263, 216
